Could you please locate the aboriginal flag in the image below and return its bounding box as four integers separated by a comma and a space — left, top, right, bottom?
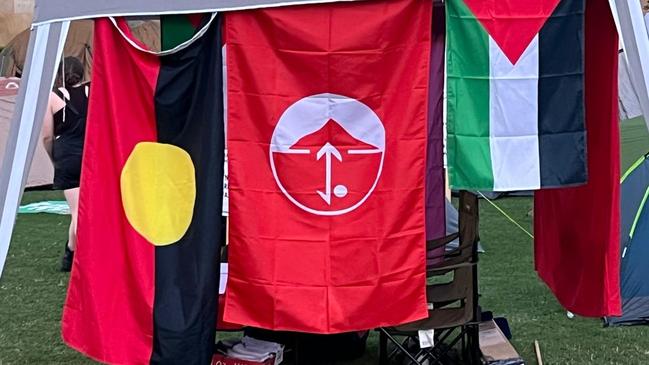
62, 16, 225, 364
225, 0, 431, 333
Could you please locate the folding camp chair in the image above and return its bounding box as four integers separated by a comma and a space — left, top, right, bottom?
378, 190, 480, 365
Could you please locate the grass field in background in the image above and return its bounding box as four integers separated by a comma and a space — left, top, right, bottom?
0, 120, 648, 364
621, 117, 649, 171
2, 192, 649, 364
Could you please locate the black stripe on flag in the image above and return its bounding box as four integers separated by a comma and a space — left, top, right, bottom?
538, 0, 586, 187
151, 16, 225, 364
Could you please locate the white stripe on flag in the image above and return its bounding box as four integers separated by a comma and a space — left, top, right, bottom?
489, 35, 541, 191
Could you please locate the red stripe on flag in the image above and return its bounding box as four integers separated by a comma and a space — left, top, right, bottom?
61, 19, 160, 364
187, 14, 204, 29
462, 0, 562, 64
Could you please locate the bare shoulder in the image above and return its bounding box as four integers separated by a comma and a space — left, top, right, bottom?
49, 91, 65, 112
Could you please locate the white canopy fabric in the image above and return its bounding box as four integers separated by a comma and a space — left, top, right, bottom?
32, 0, 361, 25
619, 50, 644, 120
612, 0, 649, 130
1, 0, 649, 278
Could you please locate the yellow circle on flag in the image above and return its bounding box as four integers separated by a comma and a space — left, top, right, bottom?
121, 142, 196, 246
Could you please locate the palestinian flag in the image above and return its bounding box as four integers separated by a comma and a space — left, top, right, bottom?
62, 16, 225, 364
446, 0, 586, 191
225, 0, 431, 333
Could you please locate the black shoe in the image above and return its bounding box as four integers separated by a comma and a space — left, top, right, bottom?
61, 241, 74, 272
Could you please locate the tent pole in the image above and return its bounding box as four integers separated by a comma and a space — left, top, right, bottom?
0, 21, 69, 278
612, 0, 649, 133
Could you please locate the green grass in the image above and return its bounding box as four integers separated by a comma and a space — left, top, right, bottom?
621, 117, 649, 172
477, 198, 649, 365
2, 192, 649, 364
0, 191, 91, 364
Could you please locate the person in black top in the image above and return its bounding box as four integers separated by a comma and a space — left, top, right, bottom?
42, 57, 89, 272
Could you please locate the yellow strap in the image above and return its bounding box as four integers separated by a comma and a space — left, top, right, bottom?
477, 192, 534, 239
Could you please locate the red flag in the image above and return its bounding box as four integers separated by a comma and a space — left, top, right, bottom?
533, 0, 621, 317
225, 0, 432, 333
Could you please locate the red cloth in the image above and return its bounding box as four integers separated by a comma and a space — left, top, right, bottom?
61, 19, 158, 364
225, 0, 431, 333
217, 295, 244, 331
533, 0, 621, 317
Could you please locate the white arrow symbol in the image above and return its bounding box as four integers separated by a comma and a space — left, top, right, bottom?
316, 142, 342, 205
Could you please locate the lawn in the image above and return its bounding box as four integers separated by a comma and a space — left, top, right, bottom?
0, 119, 648, 364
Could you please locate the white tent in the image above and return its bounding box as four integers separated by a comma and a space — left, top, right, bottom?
0, 77, 53, 188
619, 49, 644, 120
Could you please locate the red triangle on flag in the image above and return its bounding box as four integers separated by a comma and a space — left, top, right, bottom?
462, 0, 562, 64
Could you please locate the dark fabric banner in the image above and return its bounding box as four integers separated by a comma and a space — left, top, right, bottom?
426, 1, 446, 241
537, 0, 586, 187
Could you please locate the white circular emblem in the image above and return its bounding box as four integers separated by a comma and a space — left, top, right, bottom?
269, 93, 385, 216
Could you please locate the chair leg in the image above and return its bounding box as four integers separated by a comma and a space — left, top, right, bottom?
459, 324, 480, 365
379, 330, 388, 365
460, 328, 469, 356
293, 336, 300, 365
470, 324, 481, 365
379, 329, 423, 365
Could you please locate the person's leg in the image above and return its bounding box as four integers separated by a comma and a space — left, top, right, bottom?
64, 187, 80, 251
61, 187, 79, 271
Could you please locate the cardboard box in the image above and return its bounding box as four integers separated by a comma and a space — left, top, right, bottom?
479, 320, 525, 365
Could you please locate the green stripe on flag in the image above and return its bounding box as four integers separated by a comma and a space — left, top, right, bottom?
161, 15, 197, 51
446, 0, 492, 189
